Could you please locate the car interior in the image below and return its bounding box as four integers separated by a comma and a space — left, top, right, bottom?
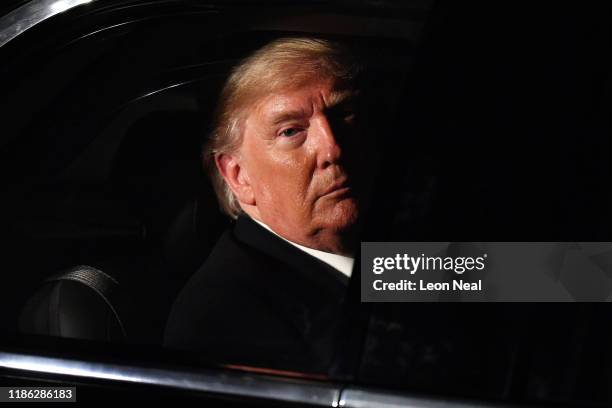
0, 5, 415, 346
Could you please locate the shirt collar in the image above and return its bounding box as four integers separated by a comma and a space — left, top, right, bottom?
252, 218, 354, 278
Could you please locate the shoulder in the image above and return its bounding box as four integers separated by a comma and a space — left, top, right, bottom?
163, 228, 294, 349
178, 225, 282, 292
163, 215, 348, 361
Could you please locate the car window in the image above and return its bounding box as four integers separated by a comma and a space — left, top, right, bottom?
0, 0, 419, 378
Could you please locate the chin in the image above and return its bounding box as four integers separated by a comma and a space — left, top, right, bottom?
319, 199, 360, 232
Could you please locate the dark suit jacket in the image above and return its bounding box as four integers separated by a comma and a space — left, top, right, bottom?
163, 215, 350, 372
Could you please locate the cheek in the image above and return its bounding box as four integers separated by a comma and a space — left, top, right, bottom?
259, 152, 315, 198
242, 127, 317, 211
247, 161, 309, 221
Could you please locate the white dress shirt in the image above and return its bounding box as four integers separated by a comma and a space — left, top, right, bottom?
252, 218, 354, 278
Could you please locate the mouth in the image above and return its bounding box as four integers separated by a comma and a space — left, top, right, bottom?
321, 179, 352, 198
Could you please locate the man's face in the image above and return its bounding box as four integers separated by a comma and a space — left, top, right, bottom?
235, 78, 366, 253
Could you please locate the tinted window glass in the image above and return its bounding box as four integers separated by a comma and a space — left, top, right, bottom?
0, 2, 418, 376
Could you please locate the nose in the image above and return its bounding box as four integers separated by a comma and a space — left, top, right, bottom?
313, 115, 342, 169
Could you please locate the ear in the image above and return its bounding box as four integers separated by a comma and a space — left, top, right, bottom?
215, 152, 256, 206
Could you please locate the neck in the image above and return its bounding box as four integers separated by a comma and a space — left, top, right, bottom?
309, 228, 357, 256
242, 210, 357, 256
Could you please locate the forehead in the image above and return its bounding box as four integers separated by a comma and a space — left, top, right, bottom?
251, 79, 356, 122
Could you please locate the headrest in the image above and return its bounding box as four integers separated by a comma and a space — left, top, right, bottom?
19, 265, 126, 342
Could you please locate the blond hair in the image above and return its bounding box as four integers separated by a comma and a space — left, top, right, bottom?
203, 37, 361, 218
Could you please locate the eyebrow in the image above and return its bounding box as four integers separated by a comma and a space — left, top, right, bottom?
270, 109, 309, 126
326, 89, 358, 108
269, 89, 359, 126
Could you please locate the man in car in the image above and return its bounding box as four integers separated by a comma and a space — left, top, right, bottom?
164, 37, 370, 372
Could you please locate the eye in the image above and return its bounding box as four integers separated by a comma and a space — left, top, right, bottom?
279, 127, 302, 137
344, 111, 357, 123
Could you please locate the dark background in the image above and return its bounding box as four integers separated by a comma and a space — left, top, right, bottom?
368, 1, 612, 243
